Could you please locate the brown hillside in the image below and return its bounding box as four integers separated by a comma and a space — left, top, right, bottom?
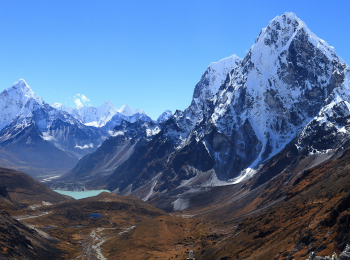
0, 168, 73, 209
178, 149, 350, 259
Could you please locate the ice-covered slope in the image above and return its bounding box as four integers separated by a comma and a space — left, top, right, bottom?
105, 12, 350, 201
162, 54, 243, 145
193, 54, 243, 105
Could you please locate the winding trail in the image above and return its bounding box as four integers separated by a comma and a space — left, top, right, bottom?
14, 211, 50, 221
74, 225, 136, 260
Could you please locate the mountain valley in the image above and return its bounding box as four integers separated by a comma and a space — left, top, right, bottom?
2, 11, 350, 260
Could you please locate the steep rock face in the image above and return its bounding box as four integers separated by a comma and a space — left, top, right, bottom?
165, 54, 243, 146
195, 12, 347, 182
250, 77, 350, 190
105, 12, 350, 201
296, 86, 350, 154
48, 119, 164, 190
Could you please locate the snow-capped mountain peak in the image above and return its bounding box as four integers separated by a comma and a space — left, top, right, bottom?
0, 79, 43, 132
100, 100, 114, 109
51, 102, 63, 109
117, 104, 147, 117
206, 54, 242, 94
5, 79, 42, 104
193, 54, 242, 103
52, 101, 118, 128
252, 12, 342, 72
157, 110, 172, 123
51, 101, 153, 129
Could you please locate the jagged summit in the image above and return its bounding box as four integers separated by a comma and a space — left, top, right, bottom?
192, 54, 242, 103
117, 104, 147, 117
52, 101, 152, 129
252, 12, 342, 69
13, 78, 28, 88
157, 110, 172, 123
101, 100, 114, 107
5, 79, 42, 102
208, 54, 241, 70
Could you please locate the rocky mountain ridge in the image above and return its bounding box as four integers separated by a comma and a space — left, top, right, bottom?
101, 12, 350, 203
52, 102, 156, 130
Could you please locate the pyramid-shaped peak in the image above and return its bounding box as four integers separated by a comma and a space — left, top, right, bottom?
12, 79, 31, 91
5, 79, 42, 103
263, 12, 306, 36
255, 12, 306, 46
97, 100, 117, 114
251, 12, 343, 69
18, 78, 27, 84
157, 110, 173, 123
119, 104, 132, 111
103, 100, 113, 105
118, 104, 145, 116
101, 100, 115, 108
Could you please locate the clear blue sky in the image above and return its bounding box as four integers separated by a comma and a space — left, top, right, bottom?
1, 0, 349, 120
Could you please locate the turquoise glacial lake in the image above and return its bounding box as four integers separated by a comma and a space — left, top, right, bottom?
54, 190, 110, 200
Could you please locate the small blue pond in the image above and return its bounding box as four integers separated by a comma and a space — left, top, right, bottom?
89, 213, 102, 219
44, 226, 55, 230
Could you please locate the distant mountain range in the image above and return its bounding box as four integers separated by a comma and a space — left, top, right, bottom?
0, 79, 171, 178
52, 102, 164, 130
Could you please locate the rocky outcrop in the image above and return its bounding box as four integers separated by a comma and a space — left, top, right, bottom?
306, 244, 350, 259
0, 210, 63, 260
0, 184, 8, 198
